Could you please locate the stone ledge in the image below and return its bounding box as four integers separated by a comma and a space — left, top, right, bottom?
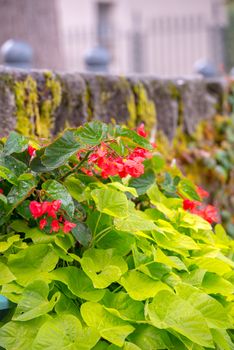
0, 66, 225, 139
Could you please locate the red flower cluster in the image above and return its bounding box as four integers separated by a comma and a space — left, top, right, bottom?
85, 143, 152, 179
79, 124, 153, 179
29, 200, 76, 233
182, 186, 219, 224
0, 189, 3, 194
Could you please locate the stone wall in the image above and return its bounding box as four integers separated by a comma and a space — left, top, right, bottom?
0, 66, 225, 140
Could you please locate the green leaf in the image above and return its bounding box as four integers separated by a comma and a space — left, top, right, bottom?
42, 180, 74, 217
0, 235, 20, 253
128, 325, 173, 350
1, 155, 27, 177
97, 229, 135, 256
115, 126, 153, 150
176, 283, 232, 329
81, 302, 135, 347
32, 314, 100, 350
192, 256, 232, 276
75, 121, 108, 145
13, 280, 60, 321
0, 262, 16, 285
120, 270, 171, 300
91, 188, 129, 218
40, 130, 82, 170
202, 272, 234, 296
71, 220, 92, 247
50, 267, 106, 302
3, 132, 28, 156
211, 329, 234, 350
8, 244, 59, 286
64, 175, 88, 202
80, 248, 128, 288
0, 165, 18, 185
7, 175, 37, 212
0, 316, 49, 350
114, 209, 156, 232
147, 290, 213, 348
128, 170, 155, 195
101, 291, 144, 321
177, 179, 200, 201
108, 182, 138, 197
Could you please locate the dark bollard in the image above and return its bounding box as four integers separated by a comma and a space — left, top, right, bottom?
1, 39, 33, 69
194, 59, 217, 78
0, 295, 12, 320
84, 46, 110, 73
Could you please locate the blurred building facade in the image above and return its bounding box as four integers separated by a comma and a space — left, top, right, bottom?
57, 0, 227, 76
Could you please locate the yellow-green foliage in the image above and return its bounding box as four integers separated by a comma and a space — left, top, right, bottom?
132, 83, 156, 132
169, 83, 184, 126
126, 93, 137, 128
14, 73, 61, 138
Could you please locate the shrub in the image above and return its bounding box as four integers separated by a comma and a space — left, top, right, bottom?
0, 122, 233, 350
157, 114, 234, 237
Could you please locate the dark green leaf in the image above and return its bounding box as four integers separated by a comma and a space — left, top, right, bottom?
3, 132, 28, 156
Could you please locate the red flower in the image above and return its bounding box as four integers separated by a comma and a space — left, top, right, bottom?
28, 145, 36, 157
0, 189, 3, 194
183, 199, 201, 211
122, 159, 144, 178
51, 220, 60, 232
29, 201, 43, 218
196, 186, 209, 199
63, 220, 76, 233
137, 123, 147, 138
201, 205, 219, 224
81, 167, 93, 176
39, 218, 47, 230
47, 200, 62, 218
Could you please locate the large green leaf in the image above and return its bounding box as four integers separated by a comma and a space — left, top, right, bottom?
8, 244, 59, 286
176, 284, 231, 329
101, 291, 144, 321
13, 280, 60, 321
91, 189, 129, 218
40, 130, 82, 170
97, 229, 135, 256
0, 316, 49, 350
80, 248, 128, 288
32, 314, 100, 350
3, 132, 28, 156
75, 121, 108, 145
42, 180, 74, 217
114, 209, 156, 232
128, 325, 173, 350
147, 290, 214, 348
81, 302, 135, 347
120, 270, 171, 300
50, 267, 105, 301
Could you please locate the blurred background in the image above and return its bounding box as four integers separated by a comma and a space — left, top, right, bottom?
0, 0, 233, 76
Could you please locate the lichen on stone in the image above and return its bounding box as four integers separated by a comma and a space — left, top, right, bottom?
14, 72, 62, 138
14, 75, 39, 136
132, 82, 156, 132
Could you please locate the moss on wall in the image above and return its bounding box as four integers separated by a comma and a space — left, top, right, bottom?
14, 72, 62, 138
132, 82, 156, 131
